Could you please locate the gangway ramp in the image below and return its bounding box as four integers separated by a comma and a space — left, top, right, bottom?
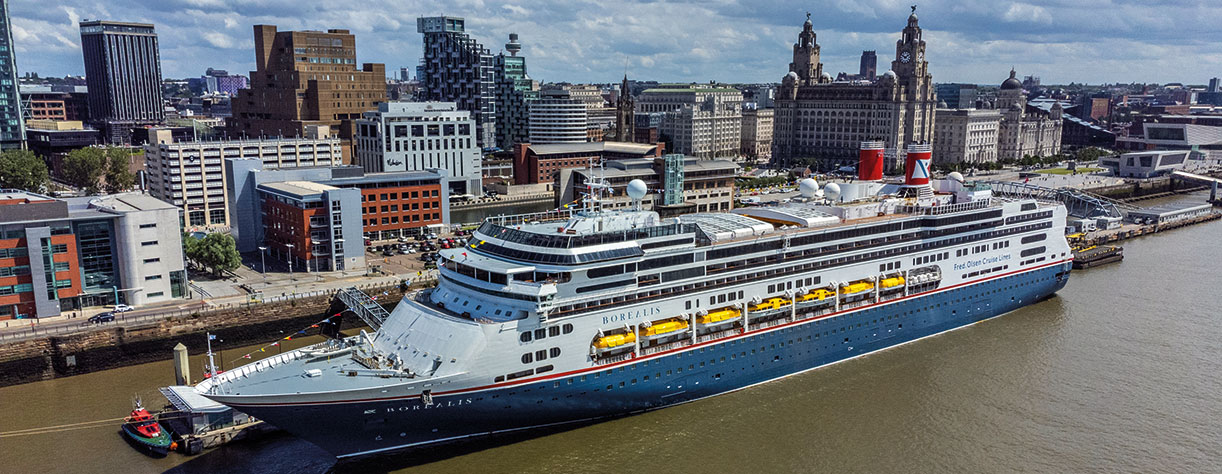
335, 287, 392, 332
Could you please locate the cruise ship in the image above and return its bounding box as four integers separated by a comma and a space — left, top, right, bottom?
198, 144, 1073, 458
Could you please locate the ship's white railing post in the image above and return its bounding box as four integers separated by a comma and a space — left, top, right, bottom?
632, 324, 640, 358
833, 282, 841, 313
690, 313, 697, 345
903, 270, 910, 297
874, 276, 881, 304
790, 295, 797, 322
741, 302, 749, 333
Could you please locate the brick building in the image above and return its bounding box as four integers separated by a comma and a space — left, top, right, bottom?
0, 191, 185, 319
511, 141, 664, 185
229, 25, 386, 163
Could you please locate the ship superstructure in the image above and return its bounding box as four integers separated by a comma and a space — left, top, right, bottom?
198, 146, 1072, 458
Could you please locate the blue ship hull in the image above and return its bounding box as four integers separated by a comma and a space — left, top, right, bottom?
229, 262, 1071, 458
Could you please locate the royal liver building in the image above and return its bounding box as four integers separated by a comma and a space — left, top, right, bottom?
773, 9, 937, 171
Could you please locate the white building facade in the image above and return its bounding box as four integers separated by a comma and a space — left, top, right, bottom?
741, 108, 774, 163
933, 108, 1000, 165
144, 129, 341, 229
638, 84, 743, 158
354, 101, 482, 194
528, 98, 588, 144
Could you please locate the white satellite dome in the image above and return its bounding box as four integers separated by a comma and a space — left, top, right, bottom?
823, 182, 841, 201
798, 178, 819, 198
947, 171, 965, 183
626, 179, 648, 200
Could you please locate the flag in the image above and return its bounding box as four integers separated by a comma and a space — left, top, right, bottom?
298, 330, 306, 334
208, 334, 217, 340
243, 354, 251, 359
310, 324, 319, 328
284, 336, 292, 340
271, 342, 279, 346
259, 348, 265, 352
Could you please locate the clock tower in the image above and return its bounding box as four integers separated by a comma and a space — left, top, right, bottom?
891, 6, 928, 83
789, 12, 823, 85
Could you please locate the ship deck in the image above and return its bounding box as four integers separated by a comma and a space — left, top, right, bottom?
201, 343, 414, 398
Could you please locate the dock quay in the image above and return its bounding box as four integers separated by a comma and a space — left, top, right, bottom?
158, 385, 276, 455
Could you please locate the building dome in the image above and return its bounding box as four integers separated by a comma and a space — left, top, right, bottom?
1001, 68, 1023, 90
820, 72, 832, 82
938, 100, 948, 108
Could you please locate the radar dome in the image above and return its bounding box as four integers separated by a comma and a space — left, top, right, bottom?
823, 182, 841, 201
626, 179, 648, 200
947, 171, 965, 183
798, 178, 819, 198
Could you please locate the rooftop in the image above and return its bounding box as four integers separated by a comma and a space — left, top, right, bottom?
527, 141, 659, 156
259, 181, 340, 198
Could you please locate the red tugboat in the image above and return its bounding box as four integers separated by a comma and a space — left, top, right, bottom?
121, 399, 176, 457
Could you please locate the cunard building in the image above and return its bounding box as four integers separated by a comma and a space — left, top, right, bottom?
773, 9, 937, 171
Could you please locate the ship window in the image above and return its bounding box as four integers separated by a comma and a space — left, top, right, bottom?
563, 324, 574, 334
495, 376, 504, 383
550, 347, 561, 358
534, 329, 546, 340
519, 332, 531, 343
536, 365, 553, 374
548, 326, 560, 337
522, 353, 532, 364
535, 350, 547, 361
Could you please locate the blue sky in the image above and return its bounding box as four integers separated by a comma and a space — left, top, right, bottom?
10, 0, 1221, 86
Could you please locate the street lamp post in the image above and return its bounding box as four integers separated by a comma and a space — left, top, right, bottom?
285, 243, 295, 281
258, 246, 267, 278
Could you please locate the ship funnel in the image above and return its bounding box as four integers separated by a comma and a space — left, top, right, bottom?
858, 141, 885, 181
904, 143, 933, 186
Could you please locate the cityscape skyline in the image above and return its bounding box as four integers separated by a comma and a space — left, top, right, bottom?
8, 0, 1221, 86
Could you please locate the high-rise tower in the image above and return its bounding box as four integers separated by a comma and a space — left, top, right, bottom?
788, 12, 824, 85
417, 16, 496, 149
79, 20, 164, 144
493, 33, 538, 150
0, 0, 22, 150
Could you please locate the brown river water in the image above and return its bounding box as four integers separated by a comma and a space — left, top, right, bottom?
2, 197, 1219, 474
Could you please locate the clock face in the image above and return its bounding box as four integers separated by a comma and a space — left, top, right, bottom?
900, 51, 911, 63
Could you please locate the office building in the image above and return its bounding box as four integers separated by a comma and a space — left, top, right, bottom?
188, 68, 248, 96
774, 11, 938, 170
741, 107, 774, 163
932, 107, 1001, 165
995, 69, 1062, 160
528, 97, 588, 145
1099, 150, 1191, 178
638, 84, 743, 158
558, 155, 738, 214
144, 128, 342, 229
935, 83, 978, 110
1209, 78, 1220, 93
859, 51, 877, 80
0, 190, 186, 319
0, 2, 21, 150
353, 101, 481, 194
229, 25, 386, 162
417, 16, 496, 149
25, 120, 102, 165
512, 141, 664, 185
492, 33, 539, 151
79, 20, 165, 144
226, 160, 448, 255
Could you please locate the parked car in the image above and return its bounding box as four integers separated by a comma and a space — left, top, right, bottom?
88, 312, 115, 324
382, 249, 395, 257
113, 304, 134, 313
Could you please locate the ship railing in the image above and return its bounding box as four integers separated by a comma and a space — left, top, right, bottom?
593, 351, 634, 366
896, 199, 992, 216
200, 347, 309, 394
640, 338, 691, 356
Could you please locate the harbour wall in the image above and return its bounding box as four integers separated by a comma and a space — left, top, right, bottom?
0, 283, 408, 387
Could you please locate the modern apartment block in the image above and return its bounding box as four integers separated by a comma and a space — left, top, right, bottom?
528, 97, 588, 144
144, 128, 342, 229
79, 20, 165, 144
353, 101, 482, 194
638, 84, 743, 158
492, 33, 539, 151
0, 190, 185, 319
0, 1, 22, 150
229, 25, 386, 162
417, 16, 496, 149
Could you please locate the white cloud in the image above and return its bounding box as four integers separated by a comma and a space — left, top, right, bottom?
8, 0, 1222, 84
1002, 3, 1053, 24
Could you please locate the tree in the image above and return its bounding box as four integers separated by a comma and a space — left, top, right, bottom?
63, 147, 107, 194
184, 232, 241, 277
0, 149, 49, 192
104, 147, 135, 193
